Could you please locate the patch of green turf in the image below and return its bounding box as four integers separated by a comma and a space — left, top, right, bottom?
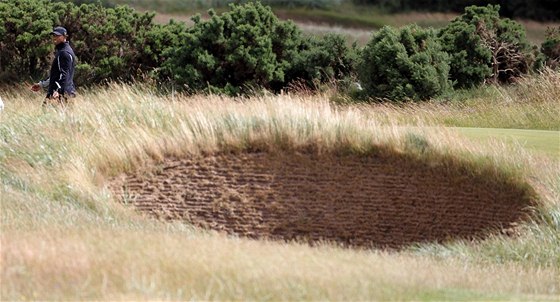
453, 127, 560, 158
273, 7, 386, 29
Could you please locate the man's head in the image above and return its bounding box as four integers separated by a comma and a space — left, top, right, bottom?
51, 26, 67, 45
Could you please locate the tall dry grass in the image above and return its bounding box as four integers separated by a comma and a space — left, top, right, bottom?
347, 68, 560, 130
1, 72, 559, 300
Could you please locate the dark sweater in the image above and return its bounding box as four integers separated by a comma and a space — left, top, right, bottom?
47, 41, 76, 97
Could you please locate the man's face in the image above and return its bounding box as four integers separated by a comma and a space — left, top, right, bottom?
51, 34, 65, 45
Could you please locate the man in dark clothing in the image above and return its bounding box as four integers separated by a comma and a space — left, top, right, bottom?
31, 26, 76, 104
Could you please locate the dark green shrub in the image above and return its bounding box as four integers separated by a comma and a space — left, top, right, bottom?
89, 0, 341, 12
162, 2, 295, 95
162, 2, 355, 95
538, 27, 560, 70
0, 0, 184, 85
53, 0, 115, 7
357, 24, 451, 101
439, 5, 533, 88
286, 34, 359, 89
140, 20, 189, 78
54, 2, 183, 84
0, 0, 53, 81
1, 0, 355, 93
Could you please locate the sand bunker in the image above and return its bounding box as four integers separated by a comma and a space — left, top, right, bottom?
110, 152, 534, 249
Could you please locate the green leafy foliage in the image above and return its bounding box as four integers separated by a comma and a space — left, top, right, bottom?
0, 0, 53, 81
99, 0, 342, 12
53, 1, 185, 84
0, 0, 549, 98
357, 24, 451, 101
162, 2, 355, 95
1, 0, 355, 93
286, 34, 359, 89
438, 5, 533, 88
0, 0, 185, 85
162, 2, 292, 94
537, 27, 560, 70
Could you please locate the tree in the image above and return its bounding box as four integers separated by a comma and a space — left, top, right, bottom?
358, 24, 451, 101
539, 27, 560, 70
439, 5, 533, 88
162, 2, 356, 95
0, 0, 53, 82
0, 0, 183, 85
286, 34, 358, 89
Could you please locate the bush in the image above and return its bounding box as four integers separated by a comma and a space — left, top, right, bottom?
0, 0, 53, 81
439, 5, 533, 88
538, 27, 560, 70
0, 0, 184, 85
357, 24, 451, 101
162, 2, 356, 95
88, 0, 342, 12
161, 2, 295, 95
1, 0, 355, 93
54, 2, 184, 84
286, 34, 359, 89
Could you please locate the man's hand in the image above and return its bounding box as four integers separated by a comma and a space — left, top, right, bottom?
52, 91, 59, 99
31, 83, 41, 92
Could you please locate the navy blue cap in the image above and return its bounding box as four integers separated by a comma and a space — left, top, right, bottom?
51, 26, 67, 36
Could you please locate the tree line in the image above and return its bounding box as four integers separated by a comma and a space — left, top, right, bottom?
1, 0, 558, 101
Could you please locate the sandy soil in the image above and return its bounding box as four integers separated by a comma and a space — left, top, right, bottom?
110, 151, 534, 249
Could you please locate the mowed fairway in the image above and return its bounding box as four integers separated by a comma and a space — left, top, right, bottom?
453, 127, 560, 158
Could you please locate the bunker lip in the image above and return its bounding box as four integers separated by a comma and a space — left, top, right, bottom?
109, 151, 536, 249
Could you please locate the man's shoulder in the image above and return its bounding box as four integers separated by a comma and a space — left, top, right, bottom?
57, 43, 74, 54
57, 47, 75, 60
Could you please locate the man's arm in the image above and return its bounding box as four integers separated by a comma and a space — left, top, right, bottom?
31, 77, 49, 92
39, 78, 50, 89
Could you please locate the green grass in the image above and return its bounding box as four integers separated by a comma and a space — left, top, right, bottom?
274, 6, 387, 29
454, 127, 559, 158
